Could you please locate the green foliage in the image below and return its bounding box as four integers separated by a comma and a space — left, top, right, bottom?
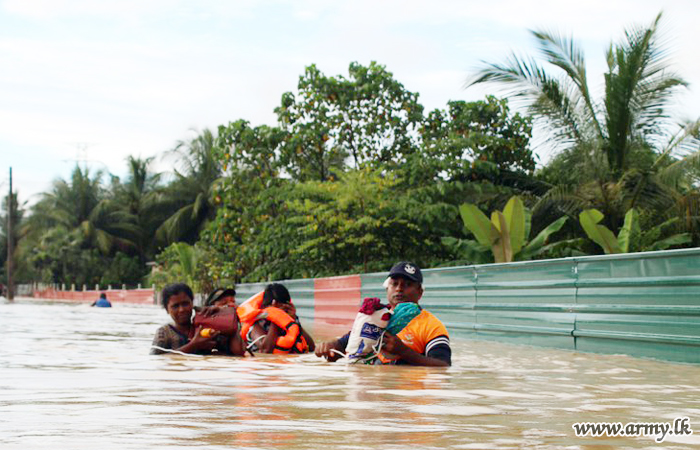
112, 156, 163, 261
445, 196, 568, 263
473, 13, 700, 247
287, 169, 424, 275
517, 217, 571, 260
216, 120, 286, 180
417, 96, 535, 184
99, 252, 144, 287
470, 13, 693, 181
149, 242, 217, 293
25, 223, 143, 287
20, 165, 148, 286
201, 165, 459, 282
579, 207, 691, 254
275, 62, 424, 180
25, 165, 140, 255
155, 128, 223, 245
16, 48, 699, 288
579, 209, 622, 254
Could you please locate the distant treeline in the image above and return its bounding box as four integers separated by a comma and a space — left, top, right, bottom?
2, 14, 698, 292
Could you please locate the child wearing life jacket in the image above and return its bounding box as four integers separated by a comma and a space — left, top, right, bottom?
239, 283, 315, 354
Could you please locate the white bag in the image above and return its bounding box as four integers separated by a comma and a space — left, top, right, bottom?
345, 297, 392, 361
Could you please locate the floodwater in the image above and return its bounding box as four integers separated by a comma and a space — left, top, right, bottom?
1, 299, 699, 450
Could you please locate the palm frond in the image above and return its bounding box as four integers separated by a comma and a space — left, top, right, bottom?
603, 12, 689, 174
469, 53, 584, 145
156, 204, 196, 245
617, 169, 678, 211
532, 184, 589, 219
532, 30, 603, 138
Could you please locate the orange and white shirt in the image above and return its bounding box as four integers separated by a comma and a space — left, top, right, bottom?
378, 309, 451, 365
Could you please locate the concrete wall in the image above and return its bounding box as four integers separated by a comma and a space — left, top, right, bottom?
32, 288, 156, 305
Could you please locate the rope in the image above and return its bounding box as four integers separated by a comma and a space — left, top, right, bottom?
332, 330, 387, 364
150, 345, 206, 357
246, 334, 265, 353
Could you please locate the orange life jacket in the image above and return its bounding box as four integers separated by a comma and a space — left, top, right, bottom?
237, 291, 309, 354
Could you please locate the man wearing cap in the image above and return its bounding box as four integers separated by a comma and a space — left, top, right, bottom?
203, 288, 237, 308
315, 261, 451, 366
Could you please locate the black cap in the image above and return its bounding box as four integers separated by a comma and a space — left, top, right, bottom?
388, 261, 423, 283
204, 288, 236, 306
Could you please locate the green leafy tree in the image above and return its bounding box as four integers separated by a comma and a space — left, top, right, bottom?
417, 96, 535, 185
215, 119, 285, 181
287, 168, 428, 276
150, 242, 219, 294
19, 165, 147, 285
113, 156, 163, 260
94, 157, 161, 283
204, 119, 294, 281
275, 62, 424, 181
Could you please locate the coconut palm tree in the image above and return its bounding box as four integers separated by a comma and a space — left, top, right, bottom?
469, 12, 700, 237
154, 129, 224, 245
469, 13, 698, 176
112, 156, 164, 259
26, 165, 140, 255
119, 156, 161, 216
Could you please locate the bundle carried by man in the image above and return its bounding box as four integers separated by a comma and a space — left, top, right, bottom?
344, 297, 392, 363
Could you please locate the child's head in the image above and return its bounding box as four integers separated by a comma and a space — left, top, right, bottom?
262, 283, 291, 308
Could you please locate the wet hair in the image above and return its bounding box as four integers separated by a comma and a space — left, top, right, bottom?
262, 283, 291, 308
161, 283, 194, 309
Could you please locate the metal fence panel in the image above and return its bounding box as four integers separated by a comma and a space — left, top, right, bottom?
234, 248, 700, 364
573, 249, 700, 363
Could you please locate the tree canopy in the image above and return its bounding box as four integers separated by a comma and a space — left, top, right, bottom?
10, 17, 700, 290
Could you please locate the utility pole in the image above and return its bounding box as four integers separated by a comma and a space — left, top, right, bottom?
6, 167, 13, 301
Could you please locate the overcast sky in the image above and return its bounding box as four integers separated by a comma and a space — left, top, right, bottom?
2, 0, 699, 206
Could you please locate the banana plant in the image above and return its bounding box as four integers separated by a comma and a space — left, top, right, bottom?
443, 196, 568, 263
579, 208, 691, 254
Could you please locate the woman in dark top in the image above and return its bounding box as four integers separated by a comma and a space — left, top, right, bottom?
150, 283, 244, 356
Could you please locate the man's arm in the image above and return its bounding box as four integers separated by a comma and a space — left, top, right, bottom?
382, 333, 451, 367
314, 332, 349, 362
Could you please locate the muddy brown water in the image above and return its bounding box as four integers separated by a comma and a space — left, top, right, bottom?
1, 299, 698, 449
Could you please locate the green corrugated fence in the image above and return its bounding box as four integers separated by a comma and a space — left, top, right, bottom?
236, 248, 700, 364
